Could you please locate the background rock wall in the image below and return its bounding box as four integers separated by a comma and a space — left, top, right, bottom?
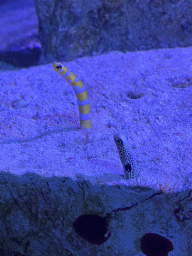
34, 0, 192, 63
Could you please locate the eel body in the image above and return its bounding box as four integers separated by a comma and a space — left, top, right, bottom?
52, 63, 91, 129
114, 133, 136, 179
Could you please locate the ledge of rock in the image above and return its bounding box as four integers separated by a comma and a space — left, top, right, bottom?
0, 47, 192, 255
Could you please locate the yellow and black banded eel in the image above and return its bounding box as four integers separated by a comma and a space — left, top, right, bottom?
114, 133, 137, 179
52, 63, 91, 129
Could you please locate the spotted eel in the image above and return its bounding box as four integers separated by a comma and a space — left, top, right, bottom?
114, 133, 137, 179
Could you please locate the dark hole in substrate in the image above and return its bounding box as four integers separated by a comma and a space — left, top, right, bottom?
141, 233, 173, 256
127, 91, 143, 99
73, 214, 111, 245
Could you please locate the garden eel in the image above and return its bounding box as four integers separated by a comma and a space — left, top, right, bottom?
52, 63, 91, 129
114, 133, 136, 179
52, 63, 136, 179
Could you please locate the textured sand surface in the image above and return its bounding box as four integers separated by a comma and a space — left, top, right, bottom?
0, 47, 191, 192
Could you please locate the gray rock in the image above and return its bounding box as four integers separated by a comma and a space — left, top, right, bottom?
0, 47, 192, 255
33, 0, 192, 62
0, 173, 191, 255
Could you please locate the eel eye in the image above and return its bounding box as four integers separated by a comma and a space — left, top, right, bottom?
56, 64, 62, 70
116, 138, 123, 145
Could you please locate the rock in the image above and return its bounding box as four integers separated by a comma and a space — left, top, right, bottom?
33, 0, 192, 63
0, 173, 191, 255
